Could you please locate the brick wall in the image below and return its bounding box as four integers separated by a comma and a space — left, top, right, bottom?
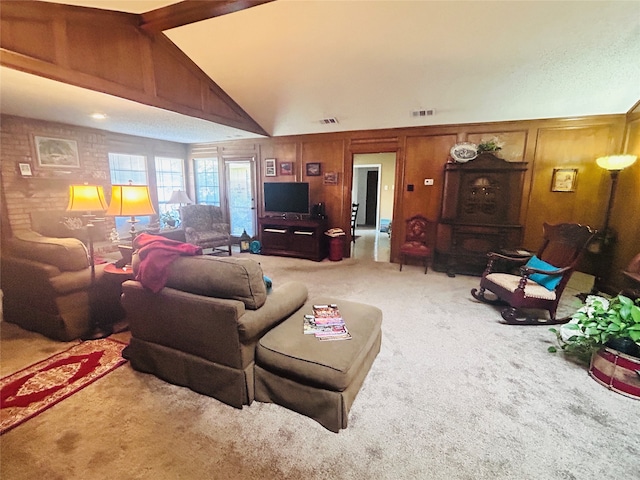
1, 115, 112, 237
1, 114, 187, 241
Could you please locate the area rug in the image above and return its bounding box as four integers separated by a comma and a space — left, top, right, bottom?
0, 338, 127, 435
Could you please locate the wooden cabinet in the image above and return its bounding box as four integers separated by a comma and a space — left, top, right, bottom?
259, 217, 328, 261
434, 152, 528, 276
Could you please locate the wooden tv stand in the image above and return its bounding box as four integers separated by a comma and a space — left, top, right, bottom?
259, 217, 328, 261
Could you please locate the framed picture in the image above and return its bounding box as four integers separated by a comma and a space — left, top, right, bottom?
280, 162, 293, 176
551, 168, 578, 192
33, 135, 80, 168
306, 162, 321, 176
18, 162, 33, 177
265, 158, 276, 177
323, 172, 338, 185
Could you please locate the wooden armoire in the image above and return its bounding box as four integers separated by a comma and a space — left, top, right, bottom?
434, 152, 528, 276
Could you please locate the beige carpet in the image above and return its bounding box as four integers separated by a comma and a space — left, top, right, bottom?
1, 255, 638, 479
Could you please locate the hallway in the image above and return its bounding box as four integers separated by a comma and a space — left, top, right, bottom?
350, 226, 390, 263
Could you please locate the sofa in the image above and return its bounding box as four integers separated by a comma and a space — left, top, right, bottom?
121, 254, 308, 408
1, 230, 108, 341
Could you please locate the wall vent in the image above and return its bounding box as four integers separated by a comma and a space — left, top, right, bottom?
320, 117, 339, 124
411, 109, 435, 117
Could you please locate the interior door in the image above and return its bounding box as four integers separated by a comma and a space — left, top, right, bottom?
225, 159, 256, 237
365, 170, 378, 225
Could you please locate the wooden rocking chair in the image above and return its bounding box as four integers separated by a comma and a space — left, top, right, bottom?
471, 222, 595, 325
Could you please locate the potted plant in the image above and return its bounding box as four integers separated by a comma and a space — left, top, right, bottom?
477, 137, 504, 153
549, 294, 640, 362
549, 294, 640, 399
159, 209, 179, 228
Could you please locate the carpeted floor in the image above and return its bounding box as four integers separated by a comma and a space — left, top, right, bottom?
1, 254, 638, 479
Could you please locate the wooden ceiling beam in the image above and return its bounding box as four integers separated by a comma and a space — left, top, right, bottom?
140, 0, 276, 32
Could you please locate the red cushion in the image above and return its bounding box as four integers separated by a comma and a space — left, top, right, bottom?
400, 242, 431, 256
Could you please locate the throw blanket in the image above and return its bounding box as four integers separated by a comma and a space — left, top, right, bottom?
133, 233, 202, 293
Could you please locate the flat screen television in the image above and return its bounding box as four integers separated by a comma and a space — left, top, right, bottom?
263, 182, 310, 215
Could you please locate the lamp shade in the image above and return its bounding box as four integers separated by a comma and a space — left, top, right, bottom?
596, 155, 637, 171
66, 184, 108, 212
106, 184, 156, 217
168, 189, 193, 205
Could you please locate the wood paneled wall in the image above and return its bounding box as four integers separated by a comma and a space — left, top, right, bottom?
0, 1, 265, 135
193, 112, 636, 292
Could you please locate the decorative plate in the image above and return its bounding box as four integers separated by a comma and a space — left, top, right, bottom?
450, 142, 478, 163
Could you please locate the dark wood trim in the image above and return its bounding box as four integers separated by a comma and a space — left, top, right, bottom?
140, 0, 276, 32
0, 1, 268, 136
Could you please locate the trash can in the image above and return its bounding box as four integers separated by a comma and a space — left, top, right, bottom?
326, 228, 345, 261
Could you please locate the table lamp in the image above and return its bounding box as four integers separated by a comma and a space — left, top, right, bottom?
106, 182, 156, 261
66, 184, 107, 279
167, 189, 193, 226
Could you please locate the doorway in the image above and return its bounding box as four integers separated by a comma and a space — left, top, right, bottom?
225, 158, 256, 237
352, 153, 396, 262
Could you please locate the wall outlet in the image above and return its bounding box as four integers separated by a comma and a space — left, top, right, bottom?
424, 178, 434, 186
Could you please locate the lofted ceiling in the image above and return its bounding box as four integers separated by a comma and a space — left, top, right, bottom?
2, 0, 639, 144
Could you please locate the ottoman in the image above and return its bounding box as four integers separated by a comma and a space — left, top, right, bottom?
255, 297, 382, 432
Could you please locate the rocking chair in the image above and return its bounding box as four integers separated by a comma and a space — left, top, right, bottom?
471, 222, 595, 325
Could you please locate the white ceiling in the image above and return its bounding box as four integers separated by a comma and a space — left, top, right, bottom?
2, 0, 639, 144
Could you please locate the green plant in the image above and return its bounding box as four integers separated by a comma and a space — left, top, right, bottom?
477, 137, 503, 152
159, 209, 179, 228
548, 294, 640, 361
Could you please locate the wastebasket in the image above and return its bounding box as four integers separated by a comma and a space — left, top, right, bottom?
326, 228, 345, 261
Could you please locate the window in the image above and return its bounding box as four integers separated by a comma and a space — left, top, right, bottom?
155, 156, 185, 215
108, 153, 151, 238
109, 153, 148, 185
194, 158, 220, 206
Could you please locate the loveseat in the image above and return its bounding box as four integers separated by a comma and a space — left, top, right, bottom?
121, 254, 308, 408
1, 230, 108, 341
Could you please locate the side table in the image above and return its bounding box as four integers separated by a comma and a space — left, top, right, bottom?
101, 263, 135, 333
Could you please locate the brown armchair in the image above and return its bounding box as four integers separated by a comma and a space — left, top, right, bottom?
471, 222, 595, 325
180, 204, 232, 255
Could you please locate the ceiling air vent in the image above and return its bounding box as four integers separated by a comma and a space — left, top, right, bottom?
320, 117, 339, 125
411, 109, 435, 117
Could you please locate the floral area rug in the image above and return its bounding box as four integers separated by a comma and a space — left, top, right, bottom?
0, 338, 127, 435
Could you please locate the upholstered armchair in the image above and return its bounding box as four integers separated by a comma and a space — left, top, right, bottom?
180, 204, 232, 255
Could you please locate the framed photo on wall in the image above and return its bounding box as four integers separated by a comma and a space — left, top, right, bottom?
306, 162, 321, 176
323, 172, 338, 185
551, 168, 578, 192
18, 162, 33, 177
280, 162, 293, 175
265, 158, 276, 177
32, 135, 80, 168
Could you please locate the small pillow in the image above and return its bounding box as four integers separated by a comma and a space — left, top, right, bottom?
525, 255, 562, 290
263, 275, 273, 292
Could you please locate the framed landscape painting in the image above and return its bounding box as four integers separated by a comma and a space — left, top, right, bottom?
551, 168, 577, 192
33, 136, 80, 168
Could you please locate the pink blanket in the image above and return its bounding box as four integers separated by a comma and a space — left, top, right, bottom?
133, 233, 202, 293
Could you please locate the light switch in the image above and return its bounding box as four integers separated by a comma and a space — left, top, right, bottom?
424, 178, 434, 186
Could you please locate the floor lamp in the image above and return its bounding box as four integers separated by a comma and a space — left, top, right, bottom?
66, 184, 109, 340
66, 184, 108, 281
106, 182, 157, 263
596, 154, 637, 243
589, 154, 638, 294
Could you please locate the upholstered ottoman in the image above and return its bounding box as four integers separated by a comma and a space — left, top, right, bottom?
255, 298, 382, 432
